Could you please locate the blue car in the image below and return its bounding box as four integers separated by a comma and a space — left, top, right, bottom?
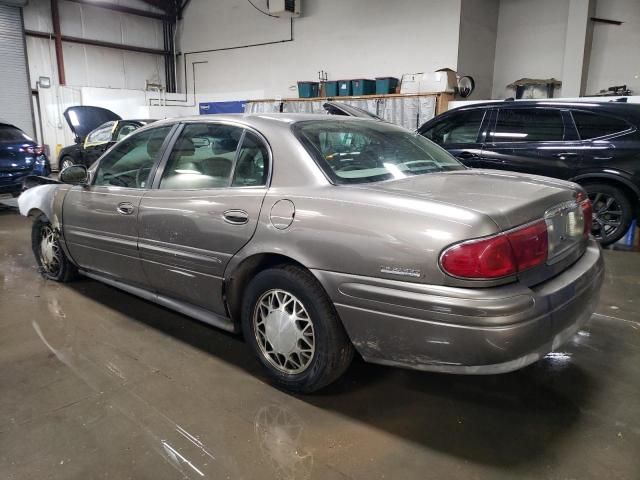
0, 123, 50, 197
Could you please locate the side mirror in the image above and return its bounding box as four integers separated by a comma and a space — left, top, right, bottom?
74, 135, 82, 144
60, 164, 89, 185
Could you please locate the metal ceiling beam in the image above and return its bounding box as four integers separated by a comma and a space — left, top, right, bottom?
64, 0, 171, 21
25, 29, 169, 56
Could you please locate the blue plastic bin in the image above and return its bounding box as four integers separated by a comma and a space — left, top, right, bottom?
338, 80, 352, 96
376, 77, 399, 94
298, 81, 319, 98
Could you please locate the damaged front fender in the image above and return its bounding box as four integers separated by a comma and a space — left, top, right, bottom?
18, 183, 70, 229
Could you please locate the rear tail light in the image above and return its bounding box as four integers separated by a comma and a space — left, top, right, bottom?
25, 145, 44, 155
440, 220, 548, 280
576, 191, 592, 238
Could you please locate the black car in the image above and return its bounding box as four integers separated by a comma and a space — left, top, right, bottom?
0, 123, 50, 197
418, 100, 640, 245
58, 106, 156, 170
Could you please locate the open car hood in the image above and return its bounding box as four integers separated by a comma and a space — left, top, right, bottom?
323, 101, 384, 121
63, 106, 121, 141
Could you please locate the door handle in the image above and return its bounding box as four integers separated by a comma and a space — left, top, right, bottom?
457, 151, 478, 159
554, 152, 578, 158
223, 209, 249, 225
117, 202, 135, 215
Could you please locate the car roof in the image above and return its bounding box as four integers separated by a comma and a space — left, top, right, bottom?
449, 99, 640, 117
147, 113, 383, 131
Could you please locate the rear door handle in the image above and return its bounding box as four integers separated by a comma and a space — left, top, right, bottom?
457, 151, 478, 159
554, 152, 578, 158
117, 202, 135, 215
223, 209, 249, 225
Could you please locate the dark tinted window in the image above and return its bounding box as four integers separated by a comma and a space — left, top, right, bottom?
160, 123, 242, 189
232, 131, 269, 187
572, 111, 629, 139
422, 110, 484, 145
0, 125, 31, 142
94, 126, 172, 188
492, 108, 564, 142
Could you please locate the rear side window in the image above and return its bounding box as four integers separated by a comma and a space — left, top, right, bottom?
492, 108, 564, 142
160, 123, 243, 189
421, 110, 484, 145
0, 125, 31, 142
572, 111, 629, 139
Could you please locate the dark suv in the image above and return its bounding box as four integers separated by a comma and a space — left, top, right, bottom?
418, 101, 640, 245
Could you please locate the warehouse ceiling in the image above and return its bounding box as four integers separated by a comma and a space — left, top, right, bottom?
139, 0, 187, 17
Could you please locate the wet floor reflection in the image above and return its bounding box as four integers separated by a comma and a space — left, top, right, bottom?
2, 211, 640, 479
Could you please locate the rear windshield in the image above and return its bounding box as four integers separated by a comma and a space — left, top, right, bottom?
0, 125, 31, 142
293, 120, 464, 184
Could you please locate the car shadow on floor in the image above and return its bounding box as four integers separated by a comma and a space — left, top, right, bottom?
64, 277, 597, 469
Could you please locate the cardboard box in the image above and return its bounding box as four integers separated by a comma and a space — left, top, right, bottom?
400, 68, 457, 94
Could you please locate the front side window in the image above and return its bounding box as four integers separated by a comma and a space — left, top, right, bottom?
294, 120, 464, 185
572, 111, 630, 140
492, 108, 564, 142
86, 122, 115, 145
421, 110, 485, 145
94, 126, 172, 188
160, 123, 243, 189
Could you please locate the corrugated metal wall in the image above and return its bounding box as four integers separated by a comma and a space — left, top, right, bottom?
0, 5, 35, 137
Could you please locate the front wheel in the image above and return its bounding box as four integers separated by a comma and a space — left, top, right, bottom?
584, 183, 633, 245
31, 215, 77, 282
241, 265, 354, 393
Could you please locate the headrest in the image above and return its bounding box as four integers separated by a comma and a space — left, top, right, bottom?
173, 137, 195, 157
146, 136, 164, 158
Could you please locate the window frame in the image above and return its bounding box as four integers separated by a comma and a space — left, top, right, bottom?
150, 120, 273, 191
488, 106, 567, 144
570, 109, 633, 141
90, 123, 180, 190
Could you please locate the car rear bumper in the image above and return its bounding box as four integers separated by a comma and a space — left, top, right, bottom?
312, 239, 604, 374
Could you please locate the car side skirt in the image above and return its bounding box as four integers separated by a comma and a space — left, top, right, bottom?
81, 270, 238, 333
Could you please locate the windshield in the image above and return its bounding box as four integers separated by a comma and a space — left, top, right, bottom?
293, 120, 464, 184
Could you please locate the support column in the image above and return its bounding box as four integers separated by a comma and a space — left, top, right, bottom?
561, 0, 595, 97
51, 0, 65, 85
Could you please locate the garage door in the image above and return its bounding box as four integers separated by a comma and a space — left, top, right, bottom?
0, 3, 34, 138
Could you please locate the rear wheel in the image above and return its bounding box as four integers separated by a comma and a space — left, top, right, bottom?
60, 156, 75, 171
241, 265, 354, 393
31, 214, 77, 282
583, 183, 633, 246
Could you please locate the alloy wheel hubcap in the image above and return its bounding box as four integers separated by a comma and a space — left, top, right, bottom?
253, 289, 315, 374
588, 192, 623, 241
39, 225, 61, 275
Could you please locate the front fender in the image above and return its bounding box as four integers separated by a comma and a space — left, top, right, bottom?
18, 184, 70, 229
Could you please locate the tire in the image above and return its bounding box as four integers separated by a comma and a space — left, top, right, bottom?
31, 214, 77, 282
60, 156, 75, 171
241, 265, 354, 393
583, 183, 633, 246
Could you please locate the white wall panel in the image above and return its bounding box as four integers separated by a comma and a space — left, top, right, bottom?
587, 0, 640, 95
179, 0, 462, 100
123, 51, 164, 90
492, 0, 570, 98
22, 0, 51, 32
122, 14, 164, 50
57, 0, 83, 37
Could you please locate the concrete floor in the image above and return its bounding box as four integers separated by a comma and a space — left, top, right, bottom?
1, 202, 639, 480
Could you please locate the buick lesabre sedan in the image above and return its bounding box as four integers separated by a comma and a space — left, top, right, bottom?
19, 114, 604, 392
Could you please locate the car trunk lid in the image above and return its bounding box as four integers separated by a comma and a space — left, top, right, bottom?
361, 169, 580, 231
